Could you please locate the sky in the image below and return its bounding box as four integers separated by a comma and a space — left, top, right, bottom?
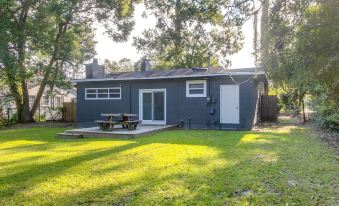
94, 4, 255, 69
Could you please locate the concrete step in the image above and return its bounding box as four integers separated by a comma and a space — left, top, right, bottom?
219, 127, 239, 131
57, 132, 83, 139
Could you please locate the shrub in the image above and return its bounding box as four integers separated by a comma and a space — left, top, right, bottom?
313, 99, 339, 131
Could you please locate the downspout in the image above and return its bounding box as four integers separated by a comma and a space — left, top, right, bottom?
177, 79, 180, 127
129, 83, 132, 113
207, 77, 211, 128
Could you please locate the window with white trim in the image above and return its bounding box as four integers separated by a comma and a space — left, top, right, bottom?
42, 96, 49, 106
85, 88, 121, 100
54, 97, 62, 107
186, 80, 207, 97
29, 95, 36, 107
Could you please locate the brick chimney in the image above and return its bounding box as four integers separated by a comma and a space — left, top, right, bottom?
85, 59, 105, 79
140, 59, 151, 72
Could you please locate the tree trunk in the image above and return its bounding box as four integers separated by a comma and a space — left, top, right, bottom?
260, 0, 269, 46
174, 0, 182, 65
15, 99, 24, 123
30, 64, 53, 118
260, 0, 269, 66
30, 23, 67, 117
253, 1, 258, 67
4, 67, 24, 122
18, 39, 34, 123
21, 80, 34, 122
301, 94, 306, 123
17, 2, 34, 123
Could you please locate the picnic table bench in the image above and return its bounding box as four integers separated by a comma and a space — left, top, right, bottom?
95, 113, 141, 131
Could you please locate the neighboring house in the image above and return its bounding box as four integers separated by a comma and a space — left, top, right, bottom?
0, 84, 76, 121
74, 59, 268, 130
0, 87, 12, 120
0, 86, 18, 120
28, 85, 76, 120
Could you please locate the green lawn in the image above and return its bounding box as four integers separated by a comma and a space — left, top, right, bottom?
0, 126, 337, 205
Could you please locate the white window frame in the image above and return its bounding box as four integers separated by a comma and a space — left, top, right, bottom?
29, 95, 36, 107
50, 96, 55, 108
139, 88, 167, 125
42, 96, 49, 107
54, 96, 62, 107
186, 80, 207, 97
85, 87, 121, 100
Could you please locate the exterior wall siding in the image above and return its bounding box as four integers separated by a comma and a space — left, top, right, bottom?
76, 75, 261, 130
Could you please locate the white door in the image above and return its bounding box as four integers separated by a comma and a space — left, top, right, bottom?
220, 85, 239, 124
139, 89, 166, 124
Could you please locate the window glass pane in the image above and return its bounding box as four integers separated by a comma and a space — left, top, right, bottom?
98, 94, 108, 98
109, 89, 120, 93
189, 83, 204, 89
189, 89, 204, 94
86, 89, 96, 93
86, 94, 96, 98
153, 92, 164, 120
29, 96, 35, 102
43, 96, 49, 105
142, 93, 152, 120
51, 97, 55, 108
98, 89, 108, 93
86, 88, 121, 99
55, 97, 60, 107
109, 93, 120, 98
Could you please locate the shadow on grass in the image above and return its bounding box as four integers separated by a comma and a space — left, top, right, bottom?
0, 142, 138, 198
0, 126, 337, 205
0, 128, 65, 143
0, 155, 44, 167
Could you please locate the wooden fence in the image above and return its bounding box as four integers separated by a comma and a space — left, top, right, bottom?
260, 95, 278, 122
62, 102, 76, 122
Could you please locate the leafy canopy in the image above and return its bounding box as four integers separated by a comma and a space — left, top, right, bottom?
133, 0, 254, 69
0, 0, 139, 122
263, 0, 339, 129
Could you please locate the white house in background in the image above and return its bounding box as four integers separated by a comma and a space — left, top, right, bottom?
0, 84, 76, 121
27, 85, 76, 120
28, 85, 76, 108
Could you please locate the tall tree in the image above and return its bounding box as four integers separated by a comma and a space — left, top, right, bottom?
259, 0, 269, 67
263, 0, 339, 127
0, 0, 138, 122
133, 0, 255, 69
262, 0, 313, 120
293, 0, 339, 126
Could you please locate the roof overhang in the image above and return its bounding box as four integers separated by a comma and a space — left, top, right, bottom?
72, 71, 265, 83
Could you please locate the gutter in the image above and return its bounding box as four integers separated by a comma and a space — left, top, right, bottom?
72, 71, 265, 83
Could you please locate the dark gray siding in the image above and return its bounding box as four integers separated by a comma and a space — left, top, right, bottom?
76, 81, 131, 124
76, 75, 260, 130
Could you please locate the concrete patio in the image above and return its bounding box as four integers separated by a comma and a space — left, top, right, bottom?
58, 124, 177, 139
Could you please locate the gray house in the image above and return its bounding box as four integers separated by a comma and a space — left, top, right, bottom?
74, 59, 267, 130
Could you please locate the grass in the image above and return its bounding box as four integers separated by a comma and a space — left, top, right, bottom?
0, 126, 337, 205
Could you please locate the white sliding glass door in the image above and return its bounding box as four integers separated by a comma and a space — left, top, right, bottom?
139, 89, 166, 124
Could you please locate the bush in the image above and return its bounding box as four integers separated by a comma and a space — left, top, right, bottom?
0, 118, 6, 128
0, 112, 19, 127
325, 113, 339, 131
313, 99, 339, 131
315, 111, 339, 131
58, 106, 66, 113
277, 93, 296, 113
9, 112, 18, 125
34, 114, 46, 122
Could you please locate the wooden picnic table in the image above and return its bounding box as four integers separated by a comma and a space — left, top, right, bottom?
96, 113, 140, 131
101, 113, 122, 122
